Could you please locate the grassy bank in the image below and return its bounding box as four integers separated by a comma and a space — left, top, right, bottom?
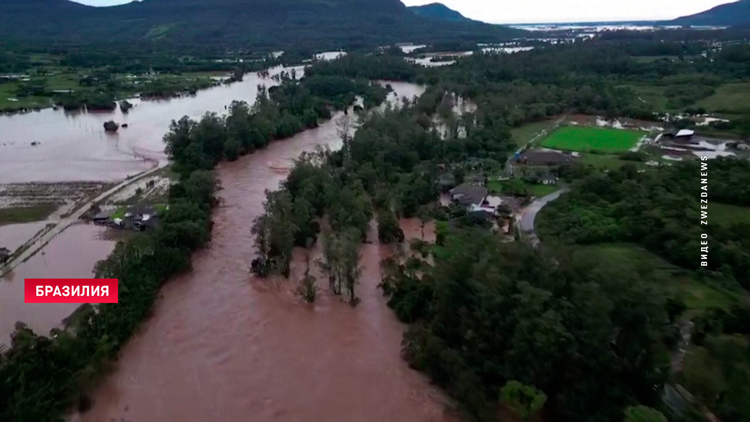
0, 203, 57, 226
574, 243, 742, 315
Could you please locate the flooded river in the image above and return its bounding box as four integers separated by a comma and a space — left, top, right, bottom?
0, 223, 115, 342
0, 66, 302, 184
79, 82, 455, 422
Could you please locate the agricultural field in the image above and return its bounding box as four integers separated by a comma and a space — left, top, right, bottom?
541, 126, 646, 153
0, 203, 57, 226
696, 82, 750, 116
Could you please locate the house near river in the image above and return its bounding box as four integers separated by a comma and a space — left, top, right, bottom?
92, 204, 161, 231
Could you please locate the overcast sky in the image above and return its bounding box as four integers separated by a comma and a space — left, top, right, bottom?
71, 0, 738, 24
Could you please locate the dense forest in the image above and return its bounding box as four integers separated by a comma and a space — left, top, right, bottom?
536, 160, 750, 422
0, 0, 521, 49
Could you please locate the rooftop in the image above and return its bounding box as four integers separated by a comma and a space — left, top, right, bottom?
519, 150, 576, 165
450, 184, 488, 207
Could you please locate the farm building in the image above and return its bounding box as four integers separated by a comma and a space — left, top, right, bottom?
665, 129, 695, 140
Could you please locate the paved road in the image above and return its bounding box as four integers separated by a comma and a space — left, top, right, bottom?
518, 188, 568, 247
0, 164, 165, 277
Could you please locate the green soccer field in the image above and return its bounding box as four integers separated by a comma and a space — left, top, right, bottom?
540, 126, 646, 152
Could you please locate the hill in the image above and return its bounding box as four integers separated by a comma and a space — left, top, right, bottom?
0, 0, 522, 49
408, 3, 472, 22
671, 0, 750, 26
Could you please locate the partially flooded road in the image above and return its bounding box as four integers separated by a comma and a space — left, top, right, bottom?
80, 84, 455, 422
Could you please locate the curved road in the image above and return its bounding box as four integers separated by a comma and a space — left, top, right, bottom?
519, 188, 568, 247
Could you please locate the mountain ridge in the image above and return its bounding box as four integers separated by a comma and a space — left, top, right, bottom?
408, 3, 472, 22
0, 0, 522, 49
671, 0, 750, 26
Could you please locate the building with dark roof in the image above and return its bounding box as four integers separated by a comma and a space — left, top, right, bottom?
450, 184, 488, 208
518, 150, 576, 166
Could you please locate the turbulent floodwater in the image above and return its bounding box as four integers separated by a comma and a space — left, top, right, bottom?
0, 66, 303, 184
0, 223, 115, 342
78, 83, 456, 422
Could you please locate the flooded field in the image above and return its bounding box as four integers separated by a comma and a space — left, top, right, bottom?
0, 223, 115, 342
0, 66, 302, 184
0, 221, 49, 253
79, 82, 456, 422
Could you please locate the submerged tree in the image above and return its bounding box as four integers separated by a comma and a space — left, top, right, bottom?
340, 229, 363, 305
251, 190, 297, 277
297, 241, 317, 303
317, 229, 341, 295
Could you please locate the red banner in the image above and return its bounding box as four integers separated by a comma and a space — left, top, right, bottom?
24, 279, 119, 303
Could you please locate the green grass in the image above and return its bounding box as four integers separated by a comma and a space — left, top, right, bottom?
0, 204, 58, 226
112, 207, 126, 220
617, 84, 669, 111
697, 83, 750, 115
487, 180, 503, 194
527, 184, 558, 197
487, 179, 558, 197
510, 119, 558, 147
541, 126, 646, 153
710, 203, 750, 228
576, 243, 741, 313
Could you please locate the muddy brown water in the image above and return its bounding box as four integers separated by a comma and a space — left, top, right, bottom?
0, 223, 115, 343
78, 83, 456, 422
0, 221, 49, 253
0, 66, 303, 184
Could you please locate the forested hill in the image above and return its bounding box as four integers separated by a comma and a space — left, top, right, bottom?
408, 3, 473, 22
671, 0, 750, 26
0, 0, 522, 49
